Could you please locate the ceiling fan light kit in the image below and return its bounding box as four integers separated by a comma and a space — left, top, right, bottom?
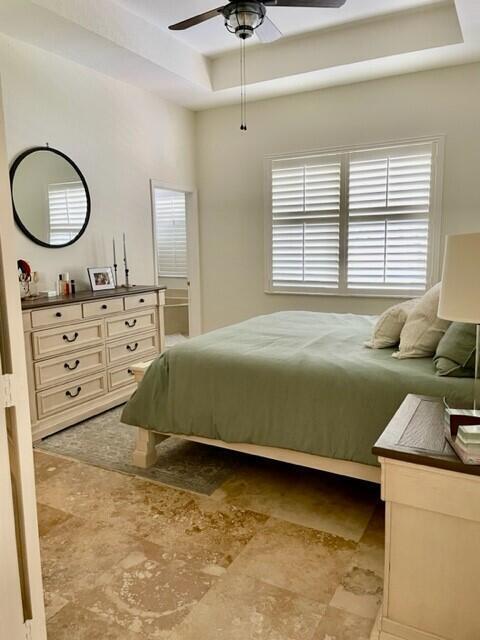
169, 0, 347, 131
224, 2, 266, 40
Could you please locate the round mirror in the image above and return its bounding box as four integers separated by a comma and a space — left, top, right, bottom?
10, 146, 91, 248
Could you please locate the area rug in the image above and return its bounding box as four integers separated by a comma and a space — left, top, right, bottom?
35, 405, 240, 495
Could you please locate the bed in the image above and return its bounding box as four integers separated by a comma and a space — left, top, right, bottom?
121, 311, 473, 484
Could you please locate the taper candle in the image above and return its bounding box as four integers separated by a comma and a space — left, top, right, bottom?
123, 233, 128, 269
123, 232, 130, 287
113, 237, 118, 288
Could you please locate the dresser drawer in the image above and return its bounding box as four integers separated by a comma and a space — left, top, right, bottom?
82, 297, 124, 319
32, 320, 104, 360
106, 332, 158, 366
106, 309, 157, 340
36, 373, 107, 419
34, 346, 105, 390
124, 292, 157, 311
31, 304, 82, 329
107, 361, 137, 392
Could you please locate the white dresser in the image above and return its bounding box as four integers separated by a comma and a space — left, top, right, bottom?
22, 285, 165, 441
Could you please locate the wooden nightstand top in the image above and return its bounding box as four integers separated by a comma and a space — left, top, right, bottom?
373, 394, 480, 477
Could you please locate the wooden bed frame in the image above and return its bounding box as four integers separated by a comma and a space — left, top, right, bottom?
128, 361, 381, 484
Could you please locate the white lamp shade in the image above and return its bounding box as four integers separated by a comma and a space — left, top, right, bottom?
438, 232, 480, 323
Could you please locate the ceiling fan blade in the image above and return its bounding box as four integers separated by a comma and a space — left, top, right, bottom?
263, 0, 346, 7
169, 6, 225, 31
256, 16, 283, 43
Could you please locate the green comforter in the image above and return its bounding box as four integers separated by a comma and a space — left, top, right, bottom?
121, 311, 473, 466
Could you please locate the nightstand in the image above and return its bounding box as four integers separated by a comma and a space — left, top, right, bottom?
372, 394, 480, 640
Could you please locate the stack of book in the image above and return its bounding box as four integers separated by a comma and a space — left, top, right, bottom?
449, 424, 480, 464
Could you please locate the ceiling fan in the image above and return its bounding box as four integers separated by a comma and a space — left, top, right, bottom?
169, 1, 347, 130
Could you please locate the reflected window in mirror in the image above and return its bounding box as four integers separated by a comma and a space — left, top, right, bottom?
10, 146, 90, 248
48, 181, 88, 245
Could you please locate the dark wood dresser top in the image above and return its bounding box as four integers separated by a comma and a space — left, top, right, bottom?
21, 285, 166, 310
373, 394, 480, 476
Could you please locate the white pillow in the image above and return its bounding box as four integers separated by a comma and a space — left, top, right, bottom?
393, 283, 451, 359
365, 299, 417, 349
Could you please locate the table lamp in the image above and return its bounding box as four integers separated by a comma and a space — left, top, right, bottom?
438, 232, 480, 412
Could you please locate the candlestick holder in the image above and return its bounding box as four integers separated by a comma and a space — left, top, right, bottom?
114, 263, 118, 288
125, 267, 130, 288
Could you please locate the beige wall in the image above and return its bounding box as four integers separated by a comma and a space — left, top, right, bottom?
195, 62, 480, 331
0, 34, 195, 292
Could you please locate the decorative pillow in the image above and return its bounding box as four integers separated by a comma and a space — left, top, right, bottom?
365, 299, 417, 349
393, 283, 451, 359
434, 322, 476, 377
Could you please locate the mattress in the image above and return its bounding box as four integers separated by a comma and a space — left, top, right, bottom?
121, 311, 472, 466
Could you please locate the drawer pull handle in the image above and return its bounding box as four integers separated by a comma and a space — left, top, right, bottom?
63, 332, 79, 343
127, 368, 134, 375
139, 298, 145, 303
126, 342, 139, 352
101, 304, 108, 310
125, 319, 137, 328
64, 359, 80, 371
55, 312, 62, 318
66, 386, 82, 399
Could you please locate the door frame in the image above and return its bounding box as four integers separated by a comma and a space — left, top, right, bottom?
149, 179, 202, 337
0, 78, 47, 639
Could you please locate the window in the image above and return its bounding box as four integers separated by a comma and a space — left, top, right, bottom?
153, 187, 187, 278
266, 138, 442, 296
48, 181, 87, 245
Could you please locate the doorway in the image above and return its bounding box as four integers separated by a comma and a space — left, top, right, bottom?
150, 180, 202, 342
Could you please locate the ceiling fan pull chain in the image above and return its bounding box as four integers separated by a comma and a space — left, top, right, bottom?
239, 38, 243, 129
243, 38, 247, 131
240, 38, 247, 131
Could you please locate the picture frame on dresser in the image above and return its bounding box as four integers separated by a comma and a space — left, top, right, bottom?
21, 285, 165, 441
87, 266, 116, 291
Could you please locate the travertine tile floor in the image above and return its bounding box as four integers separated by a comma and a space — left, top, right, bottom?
35, 449, 384, 640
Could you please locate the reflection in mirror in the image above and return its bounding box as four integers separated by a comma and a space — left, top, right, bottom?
10, 147, 90, 248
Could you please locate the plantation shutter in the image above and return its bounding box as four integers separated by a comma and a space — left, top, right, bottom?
48, 181, 87, 245
271, 155, 341, 290
347, 143, 433, 293
154, 188, 187, 278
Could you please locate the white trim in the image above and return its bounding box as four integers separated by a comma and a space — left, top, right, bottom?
264, 134, 446, 163
264, 134, 445, 297
150, 179, 202, 337
426, 136, 445, 289
0, 77, 47, 639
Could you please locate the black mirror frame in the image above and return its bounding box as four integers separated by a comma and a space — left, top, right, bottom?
10, 145, 91, 249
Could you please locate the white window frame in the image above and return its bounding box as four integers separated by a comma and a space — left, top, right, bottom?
152, 185, 188, 279
264, 135, 445, 298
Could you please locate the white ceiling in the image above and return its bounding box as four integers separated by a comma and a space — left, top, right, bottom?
113, 0, 441, 56
0, 0, 478, 110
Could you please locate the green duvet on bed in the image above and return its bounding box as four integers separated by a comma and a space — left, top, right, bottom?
121, 311, 473, 467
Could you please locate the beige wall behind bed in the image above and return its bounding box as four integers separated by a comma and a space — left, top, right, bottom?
195, 62, 480, 332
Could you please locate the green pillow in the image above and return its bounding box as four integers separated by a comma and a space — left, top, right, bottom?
434, 322, 476, 377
